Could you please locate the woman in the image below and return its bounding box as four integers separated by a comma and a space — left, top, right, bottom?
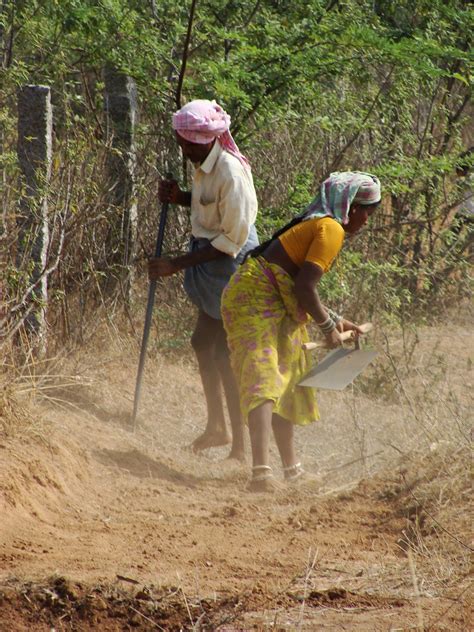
221, 171, 381, 492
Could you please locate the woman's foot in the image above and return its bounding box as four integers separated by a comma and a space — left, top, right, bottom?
283, 463, 305, 483
246, 465, 284, 492
284, 463, 321, 489
247, 477, 284, 492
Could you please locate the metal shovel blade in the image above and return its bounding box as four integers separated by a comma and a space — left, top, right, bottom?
298, 347, 378, 390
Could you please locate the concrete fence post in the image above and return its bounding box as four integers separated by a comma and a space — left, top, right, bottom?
103, 64, 138, 297
17, 84, 52, 347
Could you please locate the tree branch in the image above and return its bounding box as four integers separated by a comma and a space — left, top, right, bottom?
327, 66, 395, 175
175, 0, 199, 110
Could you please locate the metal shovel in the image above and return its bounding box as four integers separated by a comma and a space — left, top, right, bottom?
298, 323, 377, 390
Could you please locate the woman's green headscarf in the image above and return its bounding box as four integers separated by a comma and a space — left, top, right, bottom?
302, 171, 381, 225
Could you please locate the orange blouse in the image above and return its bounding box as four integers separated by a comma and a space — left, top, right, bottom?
278, 216, 345, 272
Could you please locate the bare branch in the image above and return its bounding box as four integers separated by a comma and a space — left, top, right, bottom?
175, 0, 199, 110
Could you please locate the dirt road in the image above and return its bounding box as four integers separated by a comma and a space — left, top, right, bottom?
1, 330, 471, 630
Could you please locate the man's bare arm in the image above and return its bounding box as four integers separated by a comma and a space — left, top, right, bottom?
148, 244, 227, 278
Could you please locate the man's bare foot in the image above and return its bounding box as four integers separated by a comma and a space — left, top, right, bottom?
226, 448, 245, 462
191, 429, 231, 452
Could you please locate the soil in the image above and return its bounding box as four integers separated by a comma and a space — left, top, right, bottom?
0, 327, 472, 631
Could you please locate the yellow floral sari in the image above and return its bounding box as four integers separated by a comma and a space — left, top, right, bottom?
221, 257, 319, 425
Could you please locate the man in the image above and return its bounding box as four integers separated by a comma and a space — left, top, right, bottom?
148, 99, 258, 461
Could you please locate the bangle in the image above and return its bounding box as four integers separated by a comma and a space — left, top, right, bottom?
317, 315, 336, 333
327, 308, 343, 325
315, 314, 330, 326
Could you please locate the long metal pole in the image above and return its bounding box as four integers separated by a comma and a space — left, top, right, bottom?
132, 176, 172, 427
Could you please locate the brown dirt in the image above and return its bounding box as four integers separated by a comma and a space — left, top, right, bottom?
0, 327, 472, 630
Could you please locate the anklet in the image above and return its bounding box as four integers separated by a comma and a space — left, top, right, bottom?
251, 465, 273, 482
282, 462, 302, 472
283, 462, 305, 481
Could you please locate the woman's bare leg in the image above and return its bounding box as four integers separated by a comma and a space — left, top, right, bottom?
191, 311, 231, 451
247, 401, 283, 491
272, 414, 306, 483
248, 401, 273, 467
271, 414, 298, 468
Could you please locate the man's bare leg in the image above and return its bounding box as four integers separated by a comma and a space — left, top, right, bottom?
191, 311, 231, 452
215, 324, 245, 461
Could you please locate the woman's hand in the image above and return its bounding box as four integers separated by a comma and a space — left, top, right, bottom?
324, 327, 344, 348
148, 257, 180, 279
337, 318, 365, 334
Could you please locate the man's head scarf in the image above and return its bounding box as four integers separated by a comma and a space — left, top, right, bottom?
172, 99, 249, 168
303, 171, 381, 225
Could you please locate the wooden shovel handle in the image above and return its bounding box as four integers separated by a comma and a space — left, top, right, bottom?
302, 322, 373, 351
357, 322, 373, 334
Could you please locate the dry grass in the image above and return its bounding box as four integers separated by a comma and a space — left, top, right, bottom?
0, 385, 47, 441
362, 443, 472, 594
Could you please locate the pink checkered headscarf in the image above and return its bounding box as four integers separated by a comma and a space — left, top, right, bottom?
172, 99, 250, 168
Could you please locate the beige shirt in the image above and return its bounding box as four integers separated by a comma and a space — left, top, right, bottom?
190, 141, 258, 257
